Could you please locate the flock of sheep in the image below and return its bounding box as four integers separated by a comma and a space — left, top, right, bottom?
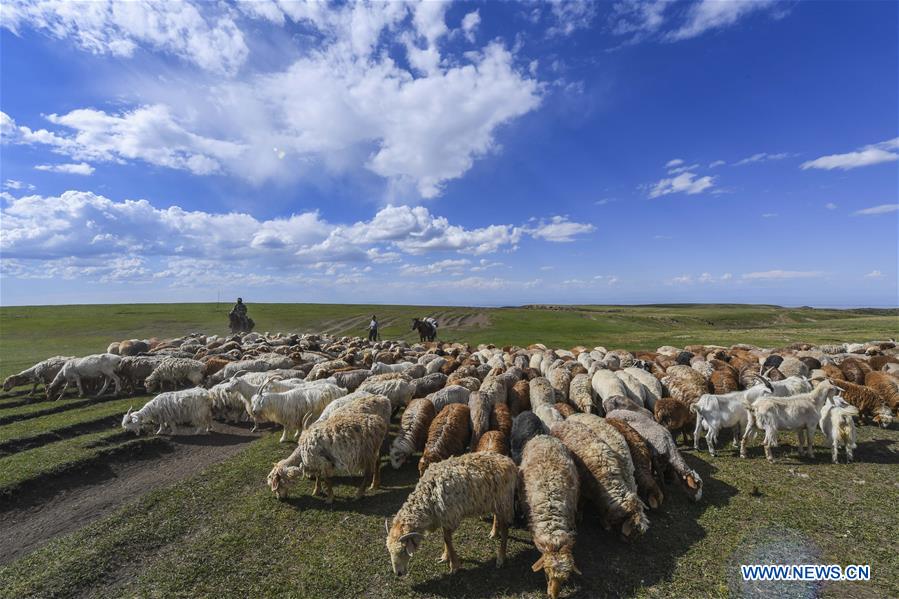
4, 333, 899, 597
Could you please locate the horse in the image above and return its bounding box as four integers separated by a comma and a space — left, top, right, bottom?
411, 318, 437, 342
229, 311, 255, 334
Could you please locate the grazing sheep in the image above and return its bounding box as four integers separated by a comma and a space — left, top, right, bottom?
530, 377, 556, 410
554, 402, 577, 418
390, 398, 437, 469
316, 391, 391, 427
491, 402, 513, 440
568, 374, 596, 414
410, 372, 447, 398
653, 398, 693, 445
552, 420, 649, 539
766, 376, 813, 397
426, 385, 471, 412
386, 452, 517, 576
511, 411, 547, 464
331, 369, 372, 392
145, 358, 205, 392
509, 379, 532, 415
371, 361, 416, 375
469, 390, 493, 450
709, 368, 740, 395
602, 395, 651, 417
616, 370, 649, 406
3, 356, 73, 395
606, 409, 703, 502
778, 357, 809, 379
267, 412, 386, 502
839, 358, 871, 384
819, 398, 859, 464
251, 381, 347, 442
419, 403, 471, 476
118, 355, 166, 393
605, 418, 664, 509
536, 403, 566, 429
357, 376, 413, 412
662, 365, 709, 405
742, 381, 839, 461
121, 387, 213, 435
590, 369, 628, 404
622, 367, 663, 410
519, 435, 581, 599
832, 379, 893, 427
548, 368, 571, 402
865, 371, 899, 412
47, 354, 123, 399
475, 430, 509, 454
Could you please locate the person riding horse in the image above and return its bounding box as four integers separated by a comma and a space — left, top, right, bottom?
411, 317, 438, 342
229, 298, 255, 333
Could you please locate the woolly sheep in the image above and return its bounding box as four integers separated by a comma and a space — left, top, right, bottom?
426, 385, 471, 412
530, 377, 556, 410
410, 372, 447, 398
3, 356, 73, 394
590, 369, 628, 404
552, 420, 649, 539
511, 411, 547, 464
386, 452, 517, 576
535, 404, 565, 430
122, 387, 213, 435
662, 365, 709, 405
145, 358, 204, 392
832, 379, 893, 428
509, 380, 532, 415
519, 435, 581, 599
568, 373, 596, 414
267, 412, 386, 502
653, 398, 693, 445
419, 403, 471, 476
390, 398, 437, 469
469, 390, 493, 450
622, 367, 663, 410
605, 418, 664, 509
358, 377, 413, 412
47, 354, 123, 399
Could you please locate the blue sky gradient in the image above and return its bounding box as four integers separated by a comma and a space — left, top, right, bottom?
1, 0, 897, 307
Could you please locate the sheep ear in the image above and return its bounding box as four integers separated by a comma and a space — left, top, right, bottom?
686, 475, 698, 489
531, 556, 545, 572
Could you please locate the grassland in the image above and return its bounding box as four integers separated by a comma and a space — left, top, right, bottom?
0, 303, 896, 598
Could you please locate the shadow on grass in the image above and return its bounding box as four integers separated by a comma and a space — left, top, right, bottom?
854, 437, 899, 465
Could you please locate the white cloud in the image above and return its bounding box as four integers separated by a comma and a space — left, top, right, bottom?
665, 158, 684, 168
671, 274, 693, 285
610, 0, 670, 40
864, 270, 883, 279
470, 259, 502, 272
667, 162, 700, 174
399, 259, 470, 276
824, 202, 837, 210
648, 171, 714, 198
461, 10, 480, 42
3, 179, 35, 191
720, 272, 733, 281
735, 151, 791, 165
34, 162, 95, 175
801, 138, 899, 171
2, 0, 249, 75
741, 270, 825, 280
709, 160, 726, 168
852, 204, 899, 216
761, 213, 777, 218
527, 216, 595, 242
668, 0, 781, 41
547, 0, 597, 36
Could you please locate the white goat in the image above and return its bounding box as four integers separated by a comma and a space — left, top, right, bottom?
765, 375, 813, 397
121, 387, 213, 435
742, 381, 839, 461
47, 354, 123, 399
819, 397, 859, 464
691, 386, 772, 457
250, 380, 347, 442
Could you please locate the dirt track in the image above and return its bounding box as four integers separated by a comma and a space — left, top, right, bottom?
0, 422, 260, 564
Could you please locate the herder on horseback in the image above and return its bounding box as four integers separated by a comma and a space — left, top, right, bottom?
411, 317, 438, 342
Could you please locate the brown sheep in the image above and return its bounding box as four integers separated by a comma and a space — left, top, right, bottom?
469, 390, 492, 450
554, 402, 578, 418
509, 380, 531, 416
710, 368, 739, 395
605, 418, 664, 509
202, 357, 231, 378
490, 402, 513, 439
419, 403, 471, 476
389, 398, 437, 469
839, 358, 872, 384
653, 398, 693, 445
869, 356, 899, 371
865, 371, 899, 411
662, 365, 709, 404
832, 379, 893, 427
821, 363, 845, 381
439, 357, 460, 376
475, 429, 509, 454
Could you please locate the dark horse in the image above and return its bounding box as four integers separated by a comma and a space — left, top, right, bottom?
411, 318, 437, 342
229, 310, 255, 334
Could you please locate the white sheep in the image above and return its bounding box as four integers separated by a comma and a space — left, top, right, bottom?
251, 381, 347, 442
622, 367, 663, 410
47, 354, 123, 399
614, 370, 647, 407
3, 356, 74, 395
145, 358, 205, 392
819, 397, 859, 464
765, 375, 813, 397
357, 377, 413, 412
121, 387, 213, 435
590, 369, 628, 405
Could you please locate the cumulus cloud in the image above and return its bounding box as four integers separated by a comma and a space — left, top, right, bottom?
741, 270, 824, 280
527, 216, 595, 242
852, 203, 899, 216
3, 179, 35, 191
460, 10, 480, 42
2, 0, 248, 74
34, 162, 95, 175
1, 3, 542, 199
801, 138, 899, 171
648, 171, 714, 198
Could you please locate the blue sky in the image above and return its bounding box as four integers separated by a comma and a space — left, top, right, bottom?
1, 0, 897, 307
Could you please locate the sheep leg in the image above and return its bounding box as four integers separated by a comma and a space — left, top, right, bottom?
805, 425, 816, 457
74, 375, 86, 397
370, 451, 381, 490
156, 423, 165, 435
495, 517, 508, 568
732, 424, 741, 448
693, 414, 704, 451
442, 528, 461, 573
832, 439, 839, 464
312, 477, 322, 496
356, 467, 371, 500
279, 427, 289, 443
322, 479, 334, 504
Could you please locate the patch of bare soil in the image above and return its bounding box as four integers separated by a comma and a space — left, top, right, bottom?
0, 422, 261, 565
438, 312, 491, 329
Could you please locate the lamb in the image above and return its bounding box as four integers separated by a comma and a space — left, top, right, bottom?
145, 358, 205, 392
519, 435, 580, 599
819, 398, 859, 464
357, 376, 414, 412
605, 418, 664, 509
386, 452, 517, 576
3, 356, 73, 395
568, 373, 596, 414
742, 381, 839, 461
426, 385, 471, 412
267, 412, 386, 502
530, 377, 557, 410
831, 379, 893, 427
121, 387, 213, 435
552, 420, 649, 539
419, 403, 471, 476
606, 409, 703, 501
653, 398, 693, 445
251, 381, 347, 442
47, 354, 123, 399
690, 386, 771, 457
390, 398, 437, 469
511, 411, 547, 464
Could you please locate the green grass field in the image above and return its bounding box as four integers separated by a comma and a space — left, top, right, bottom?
0, 303, 897, 598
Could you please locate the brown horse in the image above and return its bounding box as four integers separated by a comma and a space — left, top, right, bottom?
411, 318, 437, 342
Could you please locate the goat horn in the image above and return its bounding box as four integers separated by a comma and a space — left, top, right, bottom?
384, 519, 390, 535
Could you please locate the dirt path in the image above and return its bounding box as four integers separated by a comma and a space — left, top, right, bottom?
0, 422, 261, 565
